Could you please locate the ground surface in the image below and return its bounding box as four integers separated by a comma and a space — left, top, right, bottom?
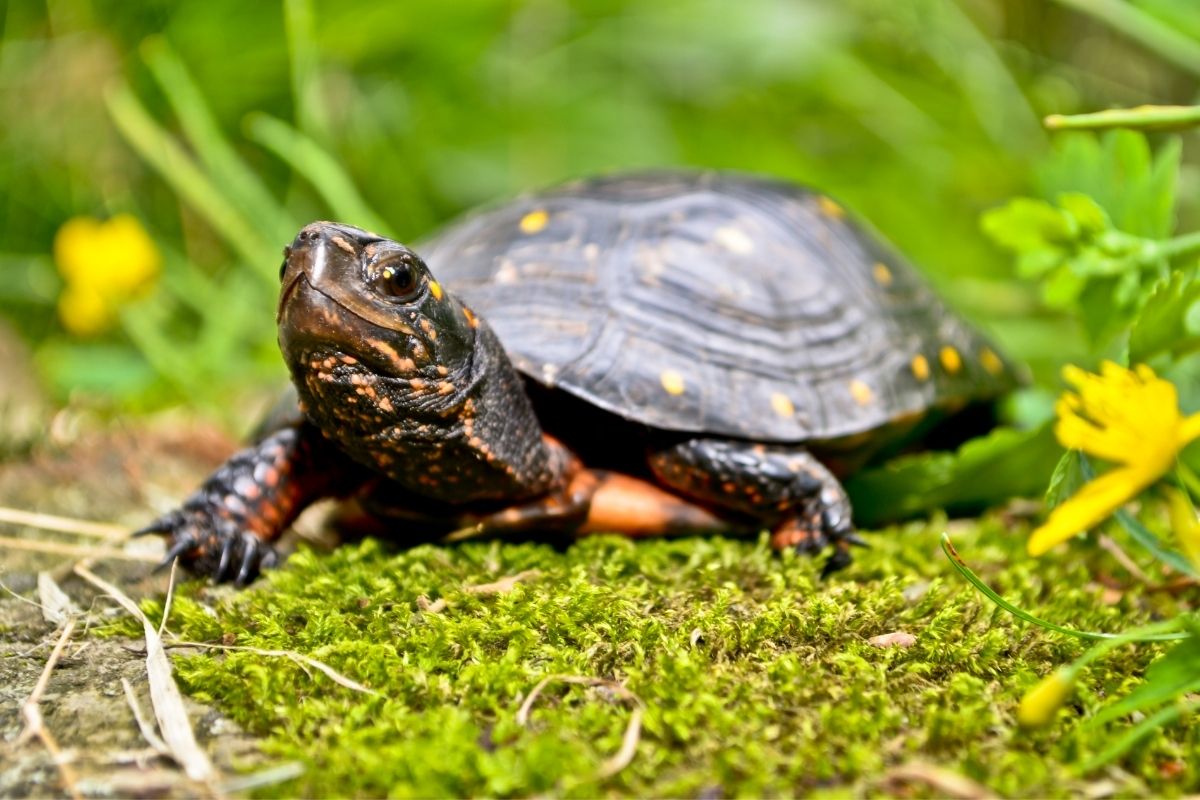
1, 421, 1197, 798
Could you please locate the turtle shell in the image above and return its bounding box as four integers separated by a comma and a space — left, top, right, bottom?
419, 171, 1017, 444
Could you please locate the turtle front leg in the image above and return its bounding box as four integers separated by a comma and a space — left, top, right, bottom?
647, 438, 861, 575
137, 424, 367, 584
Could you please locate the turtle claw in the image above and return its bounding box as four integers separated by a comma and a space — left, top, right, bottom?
138, 506, 279, 585
215, 537, 237, 584
820, 542, 855, 578
235, 537, 275, 587
844, 531, 870, 549
133, 517, 174, 538
157, 535, 199, 572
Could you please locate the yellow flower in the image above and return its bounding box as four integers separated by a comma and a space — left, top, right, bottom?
1028, 362, 1200, 556
53, 214, 161, 335
1017, 668, 1075, 728
1165, 487, 1200, 572
57, 285, 116, 337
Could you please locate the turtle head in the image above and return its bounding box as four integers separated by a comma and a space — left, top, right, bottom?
275, 221, 558, 502
277, 222, 480, 427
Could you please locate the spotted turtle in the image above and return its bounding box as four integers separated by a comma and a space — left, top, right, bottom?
141, 171, 1017, 584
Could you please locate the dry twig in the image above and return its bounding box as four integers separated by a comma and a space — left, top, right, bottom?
122, 677, 171, 757
37, 572, 80, 625
1097, 534, 1154, 585
881, 761, 996, 799
166, 640, 382, 697
16, 616, 83, 800
464, 569, 542, 595
0, 533, 157, 563
415, 595, 448, 613
0, 505, 127, 540
73, 564, 216, 783
516, 674, 644, 779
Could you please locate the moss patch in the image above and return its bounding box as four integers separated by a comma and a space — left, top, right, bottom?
143, 518, 1197, 797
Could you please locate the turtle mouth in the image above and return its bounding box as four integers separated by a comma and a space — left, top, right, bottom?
277, 270, 307, 321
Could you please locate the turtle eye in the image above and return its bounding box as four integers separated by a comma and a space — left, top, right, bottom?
375, 261, 419, 299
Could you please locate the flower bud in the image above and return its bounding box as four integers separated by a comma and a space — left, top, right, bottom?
1017, 668, 1075, 728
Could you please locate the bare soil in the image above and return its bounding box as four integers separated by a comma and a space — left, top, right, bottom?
0, 420, 266, 798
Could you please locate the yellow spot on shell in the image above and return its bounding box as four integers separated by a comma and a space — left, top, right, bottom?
714, 226, 755, 255
910, 354, 931, 382
429, 280, 443, 300
817, 196, 845, 219
849, 379, 874, 406
463, 307, 478, 328
980, 347, 1004, 376
660, 370, 686, 396
872, 262, 893, 286
940, 346, 962, 375
519, 209, 549, 234
770, 392, 795, 418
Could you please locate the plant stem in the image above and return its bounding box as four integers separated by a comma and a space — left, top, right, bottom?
1155, 230, 1200, 262
1049, 0, 1200, 79
1045, 105, 1200, 132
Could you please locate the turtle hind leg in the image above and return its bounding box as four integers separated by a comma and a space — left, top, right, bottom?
647, 438, 862, 574
437, 461, 741, 543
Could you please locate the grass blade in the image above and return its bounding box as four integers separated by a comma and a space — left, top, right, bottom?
285, 0, 330, 143
141, 36, 296, 248
245, 112, 391, 235
106, 82, 274, 269
939, 533, 1188, 641
1080, 699, 1199, 771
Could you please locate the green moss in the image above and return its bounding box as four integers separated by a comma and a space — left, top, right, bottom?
153, 518, 1196, 797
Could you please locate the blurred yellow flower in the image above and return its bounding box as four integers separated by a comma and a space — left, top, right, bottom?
53, 214, 161, 335
1028, 362, 1200, 556
1017, 668, 1075, 728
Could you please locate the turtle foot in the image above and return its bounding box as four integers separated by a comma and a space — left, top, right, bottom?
136, 507, 280, 586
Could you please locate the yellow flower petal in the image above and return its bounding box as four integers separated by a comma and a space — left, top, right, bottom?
1035, 362, 1200, 558
1179, 413, 1200, 448
54, 217, 104, 285
1028, 466, 1153, 556
53, 214, 161, 297
1017, 669, 1075, 728
58, 285, 116, 336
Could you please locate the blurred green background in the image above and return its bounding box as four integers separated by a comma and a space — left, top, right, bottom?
2, 0, 1199, 427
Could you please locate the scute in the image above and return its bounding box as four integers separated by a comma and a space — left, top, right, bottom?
418, 171, 1017, 443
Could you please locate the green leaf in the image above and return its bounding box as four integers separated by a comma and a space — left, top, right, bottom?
1014, 249, 1063, 279
1037, 131, 1180, 239
1041, 264, 1087, 309
1058, 192, 1110, 235
1076, 278, 1127, 344
1129, 269, 1200, 362
1044, 450, 1083, 510
980, 198, 1072, 252
846, 422, 1060, 526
